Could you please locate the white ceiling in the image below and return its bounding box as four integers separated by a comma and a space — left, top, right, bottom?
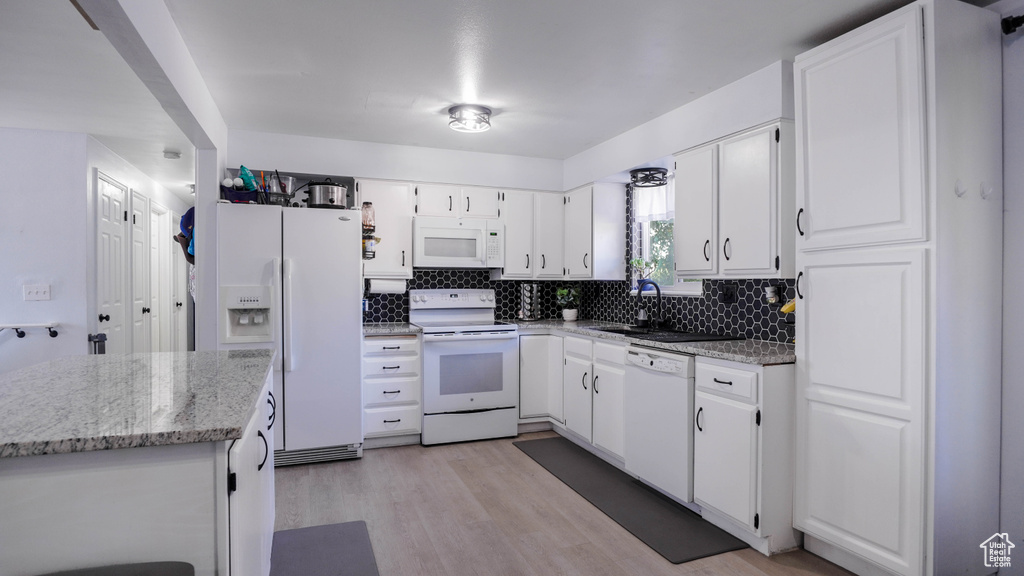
0, 0, 998, 196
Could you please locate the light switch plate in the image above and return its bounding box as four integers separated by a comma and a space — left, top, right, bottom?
23, 284, 51, 301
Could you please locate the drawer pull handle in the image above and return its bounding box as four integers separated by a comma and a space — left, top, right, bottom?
703, 239, 710, 262
383, 365, 400, 370
696, 407, 704, 432
383, 390, 401, 394
382, 346, 401, 350
383, 419, 402, 424
713, 378, 733, 386
796, 208, 805, 236
594, 374, 599, 394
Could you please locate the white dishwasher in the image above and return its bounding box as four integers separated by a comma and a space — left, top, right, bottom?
624, 345, 695, 504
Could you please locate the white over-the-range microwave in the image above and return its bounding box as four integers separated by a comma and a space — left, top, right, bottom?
412, 216, 504, 269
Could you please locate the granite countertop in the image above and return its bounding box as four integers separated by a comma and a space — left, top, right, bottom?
514, 319, 795, 365
0, 349, 274, 458
363, 322, 422, 336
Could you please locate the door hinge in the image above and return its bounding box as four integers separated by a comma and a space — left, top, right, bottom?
414, 205, 418, 213
754, 513, 759, 529
228, 472, 237, 494
775, 128, 780, 142
756, 410, 761, 426
498, 208, 501, 218
356, 181, 359, 192
674, 161, 677, 170
124, 210, 128, 222
132, 214, 136, 225
563, 197, 566, 204
414, 187, 418, 195
775, 256, 780, 270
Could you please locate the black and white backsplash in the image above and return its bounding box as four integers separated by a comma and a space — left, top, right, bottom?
363, 274, 795, 343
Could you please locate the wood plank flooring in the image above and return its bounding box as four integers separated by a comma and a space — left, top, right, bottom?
274, 431, 855, 576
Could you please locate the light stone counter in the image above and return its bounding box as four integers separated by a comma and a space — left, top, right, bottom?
0, 349, 274, 458
362, 322, 422, 336
514, 319, 795, 365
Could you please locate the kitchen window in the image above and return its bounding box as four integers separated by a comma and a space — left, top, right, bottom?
633, 180, 702, 296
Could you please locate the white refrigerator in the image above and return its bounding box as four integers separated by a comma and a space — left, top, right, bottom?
218, 203, 363, 464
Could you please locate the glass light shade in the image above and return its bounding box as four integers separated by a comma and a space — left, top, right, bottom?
448, 104, 491, 133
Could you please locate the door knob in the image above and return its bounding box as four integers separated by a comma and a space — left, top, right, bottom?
98, 314, 110, 322
142, 307, 151, 314
175, 302, 183, 308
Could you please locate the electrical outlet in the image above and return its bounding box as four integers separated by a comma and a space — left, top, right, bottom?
720, 283, 738, 304
23, 284, 51, 301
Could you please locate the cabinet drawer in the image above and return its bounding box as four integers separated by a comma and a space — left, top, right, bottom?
364, 377, 421, 406
363, 335, 420, 356
593, 342, 626, 365
696, 363, 758, 403
364, 405, 421, 437
564, 336, 593, 359
363, 356, 420, 378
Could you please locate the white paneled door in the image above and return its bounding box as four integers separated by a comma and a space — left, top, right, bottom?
794, 247, 925, 576
794, 7, 926, 251
95, 172, 128, 355
131, 190, 151, 355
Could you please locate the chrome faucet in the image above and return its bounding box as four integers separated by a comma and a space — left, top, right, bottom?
636, 279, 663, 328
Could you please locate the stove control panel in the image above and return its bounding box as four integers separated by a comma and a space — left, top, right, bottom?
409, 289, 496, 309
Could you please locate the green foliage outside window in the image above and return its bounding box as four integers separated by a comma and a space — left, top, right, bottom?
647, 219, 675, 286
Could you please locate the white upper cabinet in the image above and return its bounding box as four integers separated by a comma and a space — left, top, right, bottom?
674, 146, 718, 275
500, 190, 534, 278
415, 183, 499, 219
794, 6, 925, 252
719, 126, 780, 275
534, 192, 565, 279
462, 186, 500, 219
673, 122, 794, 280
359, 179, 414, 279
564, 185, 593, 278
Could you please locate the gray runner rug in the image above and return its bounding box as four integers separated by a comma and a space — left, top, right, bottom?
270, 520, 380, 576
514, 436, 747, 564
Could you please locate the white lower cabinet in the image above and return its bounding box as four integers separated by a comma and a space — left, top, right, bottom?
519, 334, 564, 422
692, 357, 798, 555
362, 335, 422, 438
559, 336, 626, 460
591, 342, 625, 459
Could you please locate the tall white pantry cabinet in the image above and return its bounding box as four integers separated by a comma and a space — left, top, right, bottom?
792, 2, 1002, 576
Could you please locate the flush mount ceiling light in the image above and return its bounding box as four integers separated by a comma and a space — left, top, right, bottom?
630, 167, 669, 188
163, 150, 182, 160
448, 104, 491, 133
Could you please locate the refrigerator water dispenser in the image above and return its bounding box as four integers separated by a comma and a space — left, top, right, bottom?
220, 285, 274, 343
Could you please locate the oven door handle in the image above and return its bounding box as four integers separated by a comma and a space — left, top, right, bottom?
422, 332, 520, 342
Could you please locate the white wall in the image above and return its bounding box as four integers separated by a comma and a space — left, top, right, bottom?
563, 60, 794, 190
994, 0, 1024, 571
228, 130, 564, 192
0, 128, 190, 376
0, 129, 90, 373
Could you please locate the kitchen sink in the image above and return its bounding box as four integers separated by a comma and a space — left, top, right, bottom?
592, 325, 742, 343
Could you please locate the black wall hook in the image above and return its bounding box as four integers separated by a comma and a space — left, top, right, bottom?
15, 328, 26, 338
1004, 14, 1024, 35
48, 327, 59, 338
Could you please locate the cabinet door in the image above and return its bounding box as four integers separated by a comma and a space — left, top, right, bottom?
674, 146, 718, 275
416, 183, 459, 217
462, 186, 500, 218
229, 397, 270, 576
694, 391, 758, 530
794, 247, 925, 575
563, 355, 592, 442
534, 193, 565, 278
564, 186, 593, 278
794, 6, 925, 251
719, 127, 778, 275
502, 191, 534, 278
360, 180, 414, 278
519, 335, 563, 420
592, 363, 625, 459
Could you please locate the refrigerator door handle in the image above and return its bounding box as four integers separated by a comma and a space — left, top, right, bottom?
272, 258, 283, 372
283, 257, 295, 372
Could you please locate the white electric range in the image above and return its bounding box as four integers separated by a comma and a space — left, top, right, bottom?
410, 289, 519, 445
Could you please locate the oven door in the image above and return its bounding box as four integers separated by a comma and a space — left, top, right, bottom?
422, 331, 519, 413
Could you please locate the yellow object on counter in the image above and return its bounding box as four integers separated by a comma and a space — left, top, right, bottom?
781, 299, 796, 314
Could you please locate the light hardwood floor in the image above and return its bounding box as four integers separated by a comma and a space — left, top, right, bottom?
274, 431, 854, 576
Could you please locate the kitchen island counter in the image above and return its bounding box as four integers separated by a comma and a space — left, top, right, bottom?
0, 349, 274, 458
514, 319, 795, 365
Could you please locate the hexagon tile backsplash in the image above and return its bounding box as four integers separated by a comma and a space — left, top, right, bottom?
363, 272, 796, 343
